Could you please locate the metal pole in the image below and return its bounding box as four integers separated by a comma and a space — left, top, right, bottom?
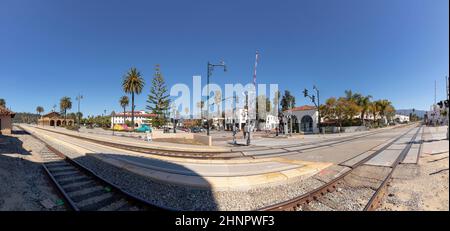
232, 95, 236, 145
317, 88, 321, 133
446, 75, 449, 140
246, 92, 250, 145
207, 62, 210, 136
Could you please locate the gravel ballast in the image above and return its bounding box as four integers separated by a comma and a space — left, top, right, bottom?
0, 129, 65, 211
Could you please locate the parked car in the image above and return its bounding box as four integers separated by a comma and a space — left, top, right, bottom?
190, 127, 205, 133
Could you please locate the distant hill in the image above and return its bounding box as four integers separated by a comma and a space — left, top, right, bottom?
396, 109, 426, 118
12, 112, 40, 124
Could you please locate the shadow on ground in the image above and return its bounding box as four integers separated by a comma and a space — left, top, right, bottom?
0, 133, 64, 211
73, 153, 219, 211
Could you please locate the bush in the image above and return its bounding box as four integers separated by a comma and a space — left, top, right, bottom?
65, 125, 80, 131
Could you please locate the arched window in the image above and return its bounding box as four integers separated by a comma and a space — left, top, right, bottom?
300, 115, 313, 132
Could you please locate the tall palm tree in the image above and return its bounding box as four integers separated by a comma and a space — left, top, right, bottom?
60, 97, 72, 124
122, 67, 144, 129
344, 90, 362, 103
0, 98, 5, 108
36, 106, 44, 117
119, 96, 129, 126
357, 95, 372, 126
377, 99, 393, 125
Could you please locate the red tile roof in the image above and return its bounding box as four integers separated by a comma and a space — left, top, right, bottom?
0, 106, 15, 117
42, 112, 61, 118
285, 105, 316, 112
116, 111, 157, 118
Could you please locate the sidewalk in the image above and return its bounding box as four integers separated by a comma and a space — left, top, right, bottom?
26, 125, 231, 153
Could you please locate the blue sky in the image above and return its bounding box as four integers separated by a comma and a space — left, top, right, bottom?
0, 0, 448, 116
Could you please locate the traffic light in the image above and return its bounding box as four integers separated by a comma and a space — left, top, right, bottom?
303, 89, 308, 97
437, 101, 444, 108
312, 95, 316, 103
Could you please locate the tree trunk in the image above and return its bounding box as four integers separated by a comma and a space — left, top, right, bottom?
123, 106, 126, 127
361, 110, 365, 126
131, 93, 135, 130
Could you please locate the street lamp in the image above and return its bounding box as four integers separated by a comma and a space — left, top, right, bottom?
206, 60, 227, 136
304, 86, 321, 133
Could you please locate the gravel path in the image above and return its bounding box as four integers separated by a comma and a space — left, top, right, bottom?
0, 129, 65, 211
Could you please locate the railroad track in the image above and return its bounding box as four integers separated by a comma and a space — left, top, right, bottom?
29, 126, 230, 159
18, 126, 170, 211
27, 123, 412, 160
259, 124, 423, 211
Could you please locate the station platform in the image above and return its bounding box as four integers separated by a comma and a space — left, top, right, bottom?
28, 125, 231, 153
21, 125, 332, 190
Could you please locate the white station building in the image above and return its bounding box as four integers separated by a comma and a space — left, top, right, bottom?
282, 105, 319, 133
111, 110, 156, 128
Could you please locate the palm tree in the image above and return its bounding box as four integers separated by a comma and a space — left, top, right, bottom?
357, 95, 372, 126
377, 99, 393, 125
369, 101, 380, 126
36, 106, 44, 117
0, 98, 5, 108
122, 67, 144, 129
60, 97, 72, 124
214, 90, 222, 117
119, 96, 129, 126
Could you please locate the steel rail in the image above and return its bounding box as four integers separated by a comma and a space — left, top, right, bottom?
29, 123, 412, 160
18, 125, 172, 211
259, 124, 419, 211
363, 125, 423, 211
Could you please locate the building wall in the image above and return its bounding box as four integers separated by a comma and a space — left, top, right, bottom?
38, 117, 74, 127
111, 116, 152, 128
284, 110, 319, 133
0, 115, 12, 135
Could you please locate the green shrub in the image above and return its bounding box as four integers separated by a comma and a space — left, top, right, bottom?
65, 125, 80, 131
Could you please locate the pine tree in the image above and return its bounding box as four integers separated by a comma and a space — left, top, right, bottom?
146, 65, 170, 127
